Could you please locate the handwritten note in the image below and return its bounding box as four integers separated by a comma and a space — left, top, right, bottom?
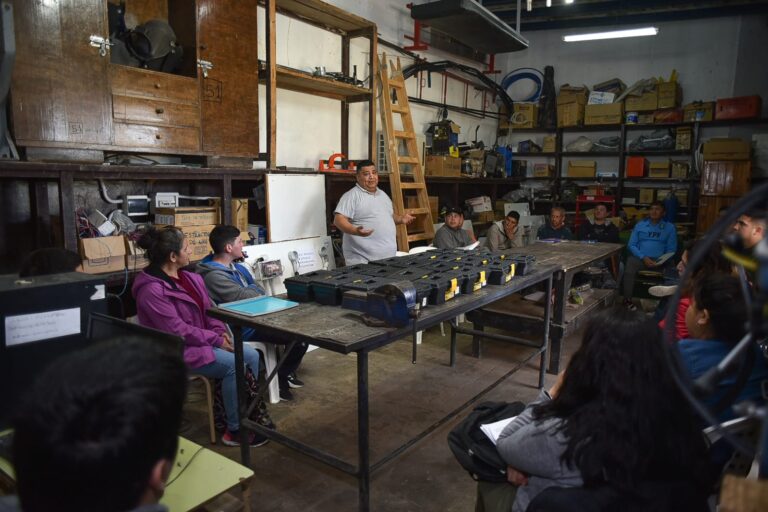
5, 308, 81, 346
297, 249, 317, 270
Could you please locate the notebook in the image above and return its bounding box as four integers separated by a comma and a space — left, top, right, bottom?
218, 296, 299, 317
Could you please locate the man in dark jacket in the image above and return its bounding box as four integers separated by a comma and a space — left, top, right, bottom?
577, 203, 619, 243
198, 225, 306, 401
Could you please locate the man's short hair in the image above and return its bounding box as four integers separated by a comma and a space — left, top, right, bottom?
551, 206, 565, 215
506, 210, 520, 221
356, 159, 375, 171
594, 203, 609, 211
209, 224, 242, 254
12, 338, 188, 512
650, 200, 665, 209
744, 208, 767, 224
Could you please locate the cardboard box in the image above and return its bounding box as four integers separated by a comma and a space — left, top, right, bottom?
683, 101, 715, 122
425, 155, 461, 176
648, 161, 670, 178
542, 136, 557, 153
474, 211, 496, 223
232, 198, 249, 233
466, 195, 493, 213
626, 156, 648, 177
703, 138, 751, 161
637, 113, 655, 124
656, 82, 682, 109
675, 127, 692, 151
588, 91, 615, 104
654, 108, 683, 124
638, 189, 655, 204
585, 102, 624, 125
557, 85, 589, 105
625, 90, 658, 111
79, 235, 126, 274
512, 103, 538, 129
557, 102, 584, 128
715, 95, 762, 120
567, 160, 596, 178
154, 206, 220, 227
677, 189, 689, 206
124, 238, 149, 270
671, 161, 690, 179
155, 224, 216, 261
533, 164, 554, 177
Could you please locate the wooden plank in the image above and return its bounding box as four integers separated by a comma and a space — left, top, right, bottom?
270, 65, 373, 100
266, 0, 277, 167
272, 0, 375, 33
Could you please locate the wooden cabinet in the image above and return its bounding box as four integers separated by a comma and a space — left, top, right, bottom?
9, 0, 259, 162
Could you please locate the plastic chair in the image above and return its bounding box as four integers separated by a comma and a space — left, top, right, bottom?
247, 341, 280, 404
188, 374, 216, 444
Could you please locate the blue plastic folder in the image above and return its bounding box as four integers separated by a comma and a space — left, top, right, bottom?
218, 296, 299, 317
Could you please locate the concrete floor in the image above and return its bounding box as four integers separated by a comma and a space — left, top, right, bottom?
180, 322, 584, 512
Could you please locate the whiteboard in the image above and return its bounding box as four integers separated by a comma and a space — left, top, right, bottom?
266, 174, 327, 242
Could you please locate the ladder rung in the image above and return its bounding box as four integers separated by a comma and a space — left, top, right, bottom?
405, 207, 430, 215
407, 233, 434, 242
400, 182, 425, 189
397, 156, 420, 164
392, 104, 409, 113
388, 78, 406, 88
394, 130, 415, 139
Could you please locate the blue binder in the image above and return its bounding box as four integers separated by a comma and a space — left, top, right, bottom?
218, 296, 299, 317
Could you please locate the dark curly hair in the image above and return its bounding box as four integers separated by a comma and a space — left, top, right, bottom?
679, 239, 734, 296
692, 273, 747, 344
19, 248, 82, 277
137, 226, 184, 266
533, 307, 708, 490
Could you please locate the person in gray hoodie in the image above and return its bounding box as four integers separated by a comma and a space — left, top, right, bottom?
478, 307, 710, 512
198, 225, 308, 401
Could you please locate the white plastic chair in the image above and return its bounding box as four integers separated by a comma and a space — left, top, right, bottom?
246, 341, 280, 404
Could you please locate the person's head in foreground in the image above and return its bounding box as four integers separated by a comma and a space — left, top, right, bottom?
19, 248, 83, 277
11, 337, 187, 512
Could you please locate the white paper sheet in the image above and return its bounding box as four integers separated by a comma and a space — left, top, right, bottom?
5, 308, 81, 346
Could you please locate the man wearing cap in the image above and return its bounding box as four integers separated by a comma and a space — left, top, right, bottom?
433, 206, 475, 249
334, 160, 415, 264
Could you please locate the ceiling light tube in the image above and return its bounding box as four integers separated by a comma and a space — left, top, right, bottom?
563, 27, 659, 42
565, 0, 574, 3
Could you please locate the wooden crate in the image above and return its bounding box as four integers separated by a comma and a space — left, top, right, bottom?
700, 161, 751, 196
696, 196, 739, 236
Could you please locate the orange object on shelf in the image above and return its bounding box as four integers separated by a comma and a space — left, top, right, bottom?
715, 95, 762, 120
318, 153, 356, 173
626, 156, 648, 177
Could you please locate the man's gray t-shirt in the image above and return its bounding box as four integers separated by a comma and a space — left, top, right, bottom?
335, 184, 396, 264
433, 225, 472, 249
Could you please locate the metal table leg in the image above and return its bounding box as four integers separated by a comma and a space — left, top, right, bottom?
547, 271, 567, 374
232, 325, 250, 466
449, 317, 457, 367
357, 350, 370, 512
539, 275, 553, 389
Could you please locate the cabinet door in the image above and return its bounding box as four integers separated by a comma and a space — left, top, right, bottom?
10, 0, 112, 146
196, 0, 259, 156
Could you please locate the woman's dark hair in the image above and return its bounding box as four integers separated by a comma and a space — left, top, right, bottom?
680, 239, 734, 296
137, 226, 184, 266
692, 273, 747, 344
534, 307, 708, 489
19, 248, 82, 277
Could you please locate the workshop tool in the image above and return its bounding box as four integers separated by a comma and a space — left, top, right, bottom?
378, 53, 435, 251
318, 153, 356, 173
341, 281, 419, 327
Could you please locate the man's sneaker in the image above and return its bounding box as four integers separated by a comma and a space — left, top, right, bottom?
286, 372, 304, 388
623, 299, 638, 311
222, 430, 269, 447
649, 285, 678, 298
279, 385, 294, 402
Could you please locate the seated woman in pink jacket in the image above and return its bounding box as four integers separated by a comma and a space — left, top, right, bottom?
132, 226, 266, 447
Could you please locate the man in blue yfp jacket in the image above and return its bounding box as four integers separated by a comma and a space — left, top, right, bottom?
198, 225, 307, 401
622, 201, 677, 310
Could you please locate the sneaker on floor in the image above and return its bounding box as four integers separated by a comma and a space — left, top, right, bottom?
279, 385, 294, 402
222, 430, 269, 447
286, 372, 304, 388
623, 299, 638, 311
649, 284, 678, 297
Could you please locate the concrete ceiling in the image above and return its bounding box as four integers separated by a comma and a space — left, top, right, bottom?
482, 0, 768, 31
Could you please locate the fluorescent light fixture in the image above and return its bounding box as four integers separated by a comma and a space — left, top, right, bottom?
565, 0, 574, 3
563, 26, 659, 42
546, 0, 552, 6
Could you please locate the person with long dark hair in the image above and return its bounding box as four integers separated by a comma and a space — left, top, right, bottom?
477, 307, 710, 512
132, 226, 267, 447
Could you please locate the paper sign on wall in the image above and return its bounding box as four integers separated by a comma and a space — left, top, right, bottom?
5, 308, 81, 346
297, 249, 317, 270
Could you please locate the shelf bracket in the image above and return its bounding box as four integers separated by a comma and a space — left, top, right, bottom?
404, 4, 429, 52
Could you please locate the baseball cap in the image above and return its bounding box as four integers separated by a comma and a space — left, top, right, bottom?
445, 206, 464, 216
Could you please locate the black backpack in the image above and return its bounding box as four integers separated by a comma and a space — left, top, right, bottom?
447, 401, 526, 483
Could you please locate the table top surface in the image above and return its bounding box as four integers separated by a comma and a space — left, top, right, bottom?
502, 241, 623, 273
208, 264, 557, 354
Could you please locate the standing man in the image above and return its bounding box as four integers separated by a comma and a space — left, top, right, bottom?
433, 206, 475, 249
733, 208, 766, 251
198, 225, 306, 401
486, 210, 523, 251
333, 160, 415, 264
577, 203, 619, 243
622, 201, 677, 310
537, 206, 573, 240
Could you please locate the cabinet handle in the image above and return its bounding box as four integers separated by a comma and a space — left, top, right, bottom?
155, 107, 165, 114
154, 83, 161, 89
155, 134, 162, 140
200, 44, 208, 50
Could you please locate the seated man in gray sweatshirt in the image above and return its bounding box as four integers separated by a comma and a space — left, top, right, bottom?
433, 206, 475, 249
198, 224, 306, 401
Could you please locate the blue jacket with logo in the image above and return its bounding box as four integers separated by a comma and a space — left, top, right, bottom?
628, 218, 677, 260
